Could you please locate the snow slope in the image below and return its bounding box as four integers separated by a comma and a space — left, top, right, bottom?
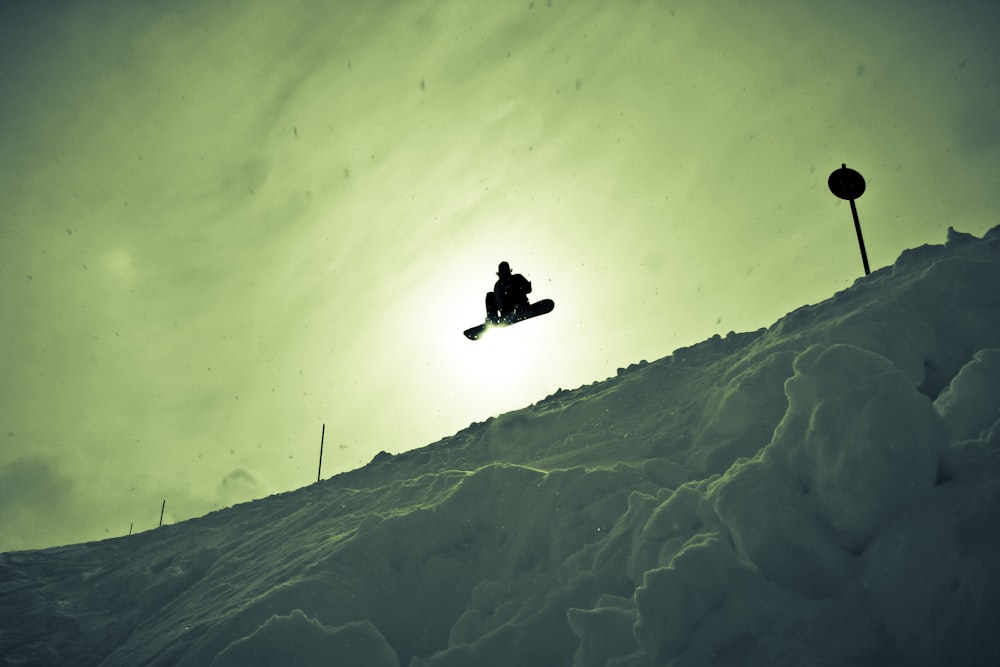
2, 226, 999, 666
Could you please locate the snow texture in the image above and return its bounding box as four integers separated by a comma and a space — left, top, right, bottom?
2, 225, 1000, 666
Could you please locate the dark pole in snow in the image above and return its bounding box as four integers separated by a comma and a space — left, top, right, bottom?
317, 423, 325, 482
848, 197, 871, 276
828, 163, 870, 275
159, 499, 166, 528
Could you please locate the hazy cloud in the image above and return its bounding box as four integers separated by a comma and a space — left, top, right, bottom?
0, 456, 79, 550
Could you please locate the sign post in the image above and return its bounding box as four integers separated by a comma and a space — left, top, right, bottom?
828, 163, 870, 275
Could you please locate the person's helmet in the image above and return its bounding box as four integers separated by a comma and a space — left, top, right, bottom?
497, 261, 511, 277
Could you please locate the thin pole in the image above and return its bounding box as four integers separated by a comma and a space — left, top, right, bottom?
129, 522, 133, 536
159, 499, 166, 528
849, 198, 871, 275
317, 423, 325, 482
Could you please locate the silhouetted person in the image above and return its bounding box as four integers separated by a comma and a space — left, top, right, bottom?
486, 261, 531, 324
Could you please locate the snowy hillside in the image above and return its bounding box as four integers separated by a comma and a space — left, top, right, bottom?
3, 225, 1000, 666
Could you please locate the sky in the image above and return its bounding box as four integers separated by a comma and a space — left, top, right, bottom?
2, 0, 999, 552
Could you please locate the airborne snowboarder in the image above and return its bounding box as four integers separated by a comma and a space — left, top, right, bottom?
463, 261, 554, 340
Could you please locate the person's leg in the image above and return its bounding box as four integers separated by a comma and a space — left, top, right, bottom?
485, 292, 499, 323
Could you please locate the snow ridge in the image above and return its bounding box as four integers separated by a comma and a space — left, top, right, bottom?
2, 225, 1000, 666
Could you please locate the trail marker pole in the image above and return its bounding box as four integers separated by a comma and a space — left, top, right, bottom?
828, 163, 871, 275
159, 500, 166, 528
317, 423, 325, 482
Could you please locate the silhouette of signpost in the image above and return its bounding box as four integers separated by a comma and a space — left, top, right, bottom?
828, 163, 870, 275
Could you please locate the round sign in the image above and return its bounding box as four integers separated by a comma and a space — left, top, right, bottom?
828, 164, 866, 200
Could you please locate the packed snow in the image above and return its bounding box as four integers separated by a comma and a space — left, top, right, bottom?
2, 225, 999, 666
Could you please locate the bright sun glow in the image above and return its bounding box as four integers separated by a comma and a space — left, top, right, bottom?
380, 238, 574, 423
446, 316, 565, 418
461, 322, 550, 382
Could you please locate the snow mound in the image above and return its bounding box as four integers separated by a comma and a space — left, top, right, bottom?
211, 612, 399, 667
2, 225, 1000, 666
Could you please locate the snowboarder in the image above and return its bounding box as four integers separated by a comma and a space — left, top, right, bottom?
486, 261, 532, 324
463, 261, 554, 340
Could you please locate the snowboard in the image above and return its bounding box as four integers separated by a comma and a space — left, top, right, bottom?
463, 299, 554, 340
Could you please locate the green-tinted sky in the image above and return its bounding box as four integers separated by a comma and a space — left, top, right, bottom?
2, 0, 999, 551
